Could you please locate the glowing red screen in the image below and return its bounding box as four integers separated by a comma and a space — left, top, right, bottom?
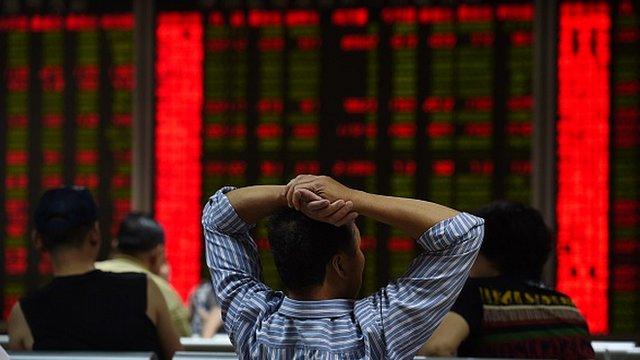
155, 12, 204, 301
556, 1, 610, 334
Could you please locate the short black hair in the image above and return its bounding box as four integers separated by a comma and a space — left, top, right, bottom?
267, 208, 354, 290
34, 186, 98, 251
117, 212, 165, 254
475, 201, 552, 280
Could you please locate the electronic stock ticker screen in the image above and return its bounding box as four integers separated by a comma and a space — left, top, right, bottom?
162, 0, 536, 294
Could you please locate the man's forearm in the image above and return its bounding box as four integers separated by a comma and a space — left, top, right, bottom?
226, 185, 287, 224
350, 190, 459, 239
285, 175, 461, 238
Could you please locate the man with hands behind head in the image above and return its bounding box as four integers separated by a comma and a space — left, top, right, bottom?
202, 175, 484, 359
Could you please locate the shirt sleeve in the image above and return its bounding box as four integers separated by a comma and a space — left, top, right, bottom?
170, 297, 193, 337
450, 278, 483, 336
202, 187, 276, 347
355, 213, 484, 359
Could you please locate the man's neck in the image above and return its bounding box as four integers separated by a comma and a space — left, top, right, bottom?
288, 285, 344, 301
52, 250, 96, 277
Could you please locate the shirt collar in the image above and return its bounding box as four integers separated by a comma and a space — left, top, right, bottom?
278, 297, 355, 319
112, 254, 149, 272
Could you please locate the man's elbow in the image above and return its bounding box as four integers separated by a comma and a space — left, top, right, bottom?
421, 342, 458, 357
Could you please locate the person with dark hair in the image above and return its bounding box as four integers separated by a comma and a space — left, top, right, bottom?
419, 201, 595, 359
203, 175, 484, 359
188, 280, 224, 338
96, 212, 191, 336
266, 207, 357, 291
7, 187, 181, 359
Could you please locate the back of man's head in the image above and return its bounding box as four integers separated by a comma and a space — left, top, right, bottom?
34, 186, 99, 252
117, 212, 165, 255
475, 201, 552, 280
267, 208, 354, 290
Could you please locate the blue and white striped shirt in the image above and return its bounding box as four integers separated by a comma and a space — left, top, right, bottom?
203, 187, 484, 359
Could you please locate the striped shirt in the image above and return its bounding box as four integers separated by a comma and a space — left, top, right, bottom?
203, 187, 484, 359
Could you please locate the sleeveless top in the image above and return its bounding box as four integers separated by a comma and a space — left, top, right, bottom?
20, 270, 160, 354
452, 276, 595, 360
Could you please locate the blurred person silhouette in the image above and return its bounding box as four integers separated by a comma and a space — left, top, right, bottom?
96, 212, 191, 336
419, 201, 594, 360
188, 280, 223, 338
8, 187, 181, 359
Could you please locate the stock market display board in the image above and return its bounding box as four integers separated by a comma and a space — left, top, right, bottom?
611, 0, 640, 334
0, 0, 134, 319
555, 0, 640, 335
155, 0, 536, 292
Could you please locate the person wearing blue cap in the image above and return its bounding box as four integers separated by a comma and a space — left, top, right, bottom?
7, 186, 181, 360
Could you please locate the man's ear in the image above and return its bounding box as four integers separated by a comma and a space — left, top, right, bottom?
331, 254, 348, 279
149, 246, 162, 266
32, 230, 44, 252
148, 245, 167, 276
88, 222, 101, 247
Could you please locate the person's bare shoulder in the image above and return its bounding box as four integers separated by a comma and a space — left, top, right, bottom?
8, 302, 34, 350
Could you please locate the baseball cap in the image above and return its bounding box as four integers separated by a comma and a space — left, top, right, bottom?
34, 186, 98, 244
